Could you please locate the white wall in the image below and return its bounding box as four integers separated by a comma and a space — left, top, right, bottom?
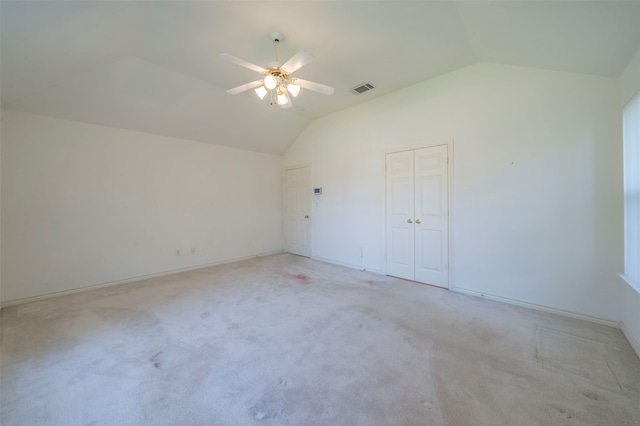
619, 47, 640, 354
1, 110, 283, 303
284, 62, 623, 323
621, 46, 640, 106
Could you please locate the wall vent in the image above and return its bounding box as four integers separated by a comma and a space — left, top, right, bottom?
350, 82, 375, 95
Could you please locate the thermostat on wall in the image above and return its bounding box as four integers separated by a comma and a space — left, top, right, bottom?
314, 187, 322, 195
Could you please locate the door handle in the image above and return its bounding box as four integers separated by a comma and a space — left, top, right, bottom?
407, 219, 413, 223
415, 219, 421, 224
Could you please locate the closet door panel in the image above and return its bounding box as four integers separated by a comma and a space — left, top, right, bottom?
414, 145, 449, 287
386, 151, 415, 280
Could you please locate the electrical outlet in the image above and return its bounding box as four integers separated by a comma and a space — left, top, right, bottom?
191, 248, 196, 255
175, 249, 181, 256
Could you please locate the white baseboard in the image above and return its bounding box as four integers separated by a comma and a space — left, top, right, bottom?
621, 322, 640, 360
0, 250, 284, 309
310, 259, 631, 348
311, 255, 384, 275
452, 287, 621, 328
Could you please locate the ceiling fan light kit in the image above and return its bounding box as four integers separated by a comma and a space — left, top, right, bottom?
220, 32, 334, 109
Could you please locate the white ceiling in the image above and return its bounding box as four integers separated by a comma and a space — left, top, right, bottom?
2, 1, 639, 154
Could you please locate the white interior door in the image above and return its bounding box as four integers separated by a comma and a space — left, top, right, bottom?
386, 151, 415, 280
414, 146, 449, 287
285, 166, 311, 257
386, 146, 449, 288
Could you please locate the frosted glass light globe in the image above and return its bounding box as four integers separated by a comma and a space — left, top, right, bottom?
287, 83, 300, 97
255, 86, 268, 99
264, 75, 277, 90
277, 92, 288, 105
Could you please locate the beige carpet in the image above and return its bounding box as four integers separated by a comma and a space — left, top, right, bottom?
1, 253, 639, 425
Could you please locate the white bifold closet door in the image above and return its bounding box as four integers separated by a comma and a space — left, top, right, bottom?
386, 145, 449, 288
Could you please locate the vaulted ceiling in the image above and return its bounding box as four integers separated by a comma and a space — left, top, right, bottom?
2, 1, 639, 154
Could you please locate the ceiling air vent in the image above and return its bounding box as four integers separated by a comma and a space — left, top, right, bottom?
350, 82, 375, 95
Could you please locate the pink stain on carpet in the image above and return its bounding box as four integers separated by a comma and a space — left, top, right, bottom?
293, 274, 310, 281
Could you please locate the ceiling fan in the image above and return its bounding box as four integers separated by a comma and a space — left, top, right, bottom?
220, 32, 334, 109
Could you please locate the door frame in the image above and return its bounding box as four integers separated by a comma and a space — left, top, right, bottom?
283, 164, 312, 257
385, 139, 454, 289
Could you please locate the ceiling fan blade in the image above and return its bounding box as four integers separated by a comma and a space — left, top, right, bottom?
295, 78, 334, 96
281, 50, 314, 74
219, 53, 265, 74
226, 80, 263, 95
